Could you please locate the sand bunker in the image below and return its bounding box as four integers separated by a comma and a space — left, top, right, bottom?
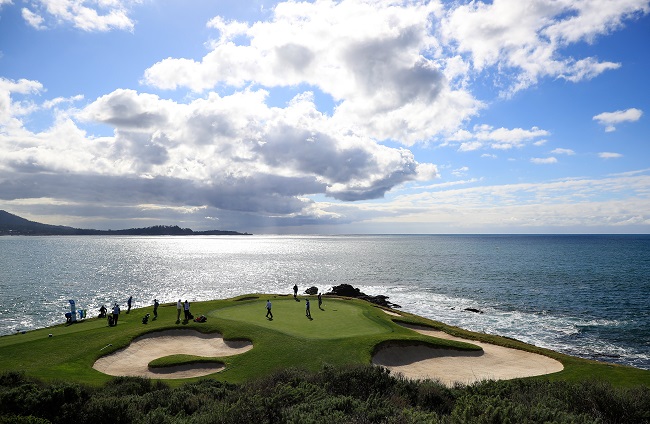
94, 317, 562, 383
93, 329, 252, 379
373, 323, 563, 386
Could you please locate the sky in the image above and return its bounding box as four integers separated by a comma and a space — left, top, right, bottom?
0, 0, 649, 234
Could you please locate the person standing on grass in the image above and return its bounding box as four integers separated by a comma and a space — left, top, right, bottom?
305, 299, 311, 318
293, 284, 298, 299
176, 299, 182, 322
266, 300, 273, 319
112, 303, 120, 326
318, 293, 322, 309
153, 299, 159, 320
184, 300, 190, 321
126, 296, 132, 314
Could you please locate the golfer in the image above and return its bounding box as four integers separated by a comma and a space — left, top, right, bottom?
266, 300, 273, 319
112, 303, 120, 326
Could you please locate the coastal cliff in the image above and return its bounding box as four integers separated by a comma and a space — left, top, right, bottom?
0, 210, 250, 236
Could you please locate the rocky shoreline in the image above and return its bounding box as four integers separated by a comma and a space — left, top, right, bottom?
322, 284, 401, 309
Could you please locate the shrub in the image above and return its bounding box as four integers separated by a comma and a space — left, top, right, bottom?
320, 364, 396, 399
2, 369, 649, 423
0, 416, 51, 424
414, 380, 455, 414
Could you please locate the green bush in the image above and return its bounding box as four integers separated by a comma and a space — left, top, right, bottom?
1, 368, 649, 424
414, 380, 455, 414
0, 416, 51, 424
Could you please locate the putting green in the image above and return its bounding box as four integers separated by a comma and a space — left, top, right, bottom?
213, 297, 392, 339
2, 294, 648, 387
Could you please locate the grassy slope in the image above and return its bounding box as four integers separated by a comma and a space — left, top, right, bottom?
0, 294, 648, 388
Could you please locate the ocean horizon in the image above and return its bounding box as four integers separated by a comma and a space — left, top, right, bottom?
1, 234, 648, 370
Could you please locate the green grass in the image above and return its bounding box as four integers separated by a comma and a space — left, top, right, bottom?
0, 294, 648, 388
148, 355, 224, 368
216, 296, 391, 338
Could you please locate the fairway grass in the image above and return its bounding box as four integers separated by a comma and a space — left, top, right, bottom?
1, 294, 649, 387
216, 296, 391, 339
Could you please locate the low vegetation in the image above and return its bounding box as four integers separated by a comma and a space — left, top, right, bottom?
1, 367, 649, 424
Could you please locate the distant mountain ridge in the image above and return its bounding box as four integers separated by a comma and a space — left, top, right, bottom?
0, 210, 250, 236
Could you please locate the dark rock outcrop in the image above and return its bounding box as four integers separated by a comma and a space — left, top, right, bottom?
304, 286, 318, 295
326, 284, 401, 309
327, 284, 363, 297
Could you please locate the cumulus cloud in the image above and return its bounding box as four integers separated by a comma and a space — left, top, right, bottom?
20, 0, 139, 31
452, 124, 550, 151
593, 108, 643, 132
80, 89, 176, 131
1, 83, 438, 227
141, 0, 647, 146
439, 0, 647, 95
458, 141, 483, 152
143, 0, 480, 145
0, 78, 44, 127
42, 94, 84, 109
3, 0, 648, 231
21, 7, 46, 29
543, 0, 650, 44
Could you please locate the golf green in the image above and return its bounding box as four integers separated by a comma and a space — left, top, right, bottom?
214, 297, 392, 339
2, 294, 649, 387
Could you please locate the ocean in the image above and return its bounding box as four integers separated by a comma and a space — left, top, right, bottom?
1, 234, 648, 370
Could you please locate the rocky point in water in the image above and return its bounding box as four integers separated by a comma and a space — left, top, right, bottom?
325, 284, 401, 309
304, 286, 319, 295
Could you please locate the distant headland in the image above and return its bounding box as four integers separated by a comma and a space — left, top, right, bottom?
0, 210, 251, 236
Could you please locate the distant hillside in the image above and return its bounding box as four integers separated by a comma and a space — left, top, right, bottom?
0, 210, 250, 236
